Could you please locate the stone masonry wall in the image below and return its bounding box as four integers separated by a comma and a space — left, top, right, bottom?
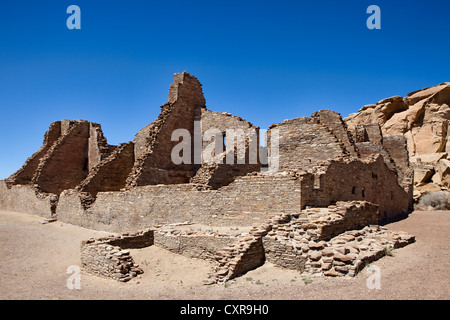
80, 229, 153, 282
6, 121, 61, 186
32, 120, 91, 195
5, 120, 118, 200
0, 181, 53, 218
300, 156, 411, 221
77, 142, 135, 201
311, 109, 359, 157
190, 108, 262, 189
57, 173, 301, 232
268, 117, 348, 171
153, 227, 235, 261
354, 123, 413, 191
88, 123, 117, 171
126, 72, 205, 187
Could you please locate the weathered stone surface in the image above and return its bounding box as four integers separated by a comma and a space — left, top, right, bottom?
345, 82, 450, 196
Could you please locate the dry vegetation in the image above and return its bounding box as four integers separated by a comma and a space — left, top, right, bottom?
416, 191, 450, 210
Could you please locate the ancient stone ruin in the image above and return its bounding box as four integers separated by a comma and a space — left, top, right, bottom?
1, 71, 418, 283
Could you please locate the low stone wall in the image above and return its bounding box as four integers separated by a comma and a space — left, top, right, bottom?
0, 181, 53, 218
312, 201, 380, 240
80, 229, 153, 282
205, 214, 287, 284
153, 227, 236, 261
263, 237, 306, 272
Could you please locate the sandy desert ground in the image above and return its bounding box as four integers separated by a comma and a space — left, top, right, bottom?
0, 209, 448, 301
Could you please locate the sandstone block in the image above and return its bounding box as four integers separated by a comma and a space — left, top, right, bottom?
308, 251, 322, 261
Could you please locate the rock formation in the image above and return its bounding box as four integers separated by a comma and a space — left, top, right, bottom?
345, 82, 450, 201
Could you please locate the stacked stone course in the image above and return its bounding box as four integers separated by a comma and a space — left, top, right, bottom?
80, 229, 153, 282
153, 226, 236, 261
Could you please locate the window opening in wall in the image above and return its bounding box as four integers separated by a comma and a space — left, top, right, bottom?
83, 157, 89, 171
222, 131, 226, 148
372, 173, 378, 180
351, 186, 356, 194
362, 188, 365, 198
313, 174, 321, 189
391, 191, 394, 200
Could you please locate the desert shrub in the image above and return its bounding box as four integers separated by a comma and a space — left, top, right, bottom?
417, 191, 450, 210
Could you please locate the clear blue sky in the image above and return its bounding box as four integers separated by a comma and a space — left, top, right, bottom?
1, 0, 449, 179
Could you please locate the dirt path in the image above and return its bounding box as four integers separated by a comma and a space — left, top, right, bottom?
0, 210, 448, 300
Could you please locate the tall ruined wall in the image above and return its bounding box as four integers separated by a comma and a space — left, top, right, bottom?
32, 120, 91, 195
300, 156, 412, 221
88, 123, 116, 171
5, 120, 118, 198
56, 173, 301, 232
77, 142, 135, 199
126, 72, 205, 187
310, 110, 359, 157
6, 121, 62, 186
191, 109, 261, 188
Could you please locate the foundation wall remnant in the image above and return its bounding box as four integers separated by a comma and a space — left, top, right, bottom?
204, 201, 414, 284
80, 229, 153, 282
153, 227, 236, 261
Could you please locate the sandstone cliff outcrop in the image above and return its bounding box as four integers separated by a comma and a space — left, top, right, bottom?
345, 82, 450, 200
